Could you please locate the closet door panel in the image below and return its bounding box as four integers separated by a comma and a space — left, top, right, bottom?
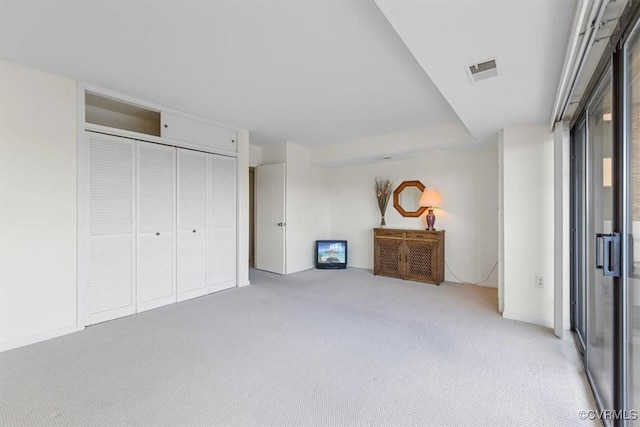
87, 133, 135, 324
89, 136, 134, 235
210, 155, 236, 227
178, 231, 208, 294
138, 235, 174, 305
136, 142, 176, 312
88, 236, 134, 320
209, 155, 236, 292
177, 149, 209, 301
210, 228, 236, 291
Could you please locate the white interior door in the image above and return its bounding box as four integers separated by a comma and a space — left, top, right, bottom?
209, 154, 236, 292
136, 142, 176, 312
256, 162, 286, 274
177, 148, 209, 301
87, 132, 136, 325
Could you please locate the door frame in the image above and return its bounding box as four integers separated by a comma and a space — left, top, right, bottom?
570, 112, 587, 356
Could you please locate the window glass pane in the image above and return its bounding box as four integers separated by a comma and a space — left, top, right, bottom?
626, 24, 640, 421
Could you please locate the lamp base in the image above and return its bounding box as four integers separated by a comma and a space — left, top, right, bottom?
426, 208, 436, 230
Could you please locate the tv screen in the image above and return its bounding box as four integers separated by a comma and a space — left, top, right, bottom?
316, 240, 347, 269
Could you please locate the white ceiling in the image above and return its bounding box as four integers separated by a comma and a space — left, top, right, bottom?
376, 0, 577, 143
0, 0, 578, 149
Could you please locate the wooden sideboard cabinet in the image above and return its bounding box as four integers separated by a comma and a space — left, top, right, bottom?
373, 228, 445, 285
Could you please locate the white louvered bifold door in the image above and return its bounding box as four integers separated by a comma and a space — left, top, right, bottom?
136, 142, 176, 312
87, 133, 136, 325
209, 154, 237, 292
177, 149, 209, 301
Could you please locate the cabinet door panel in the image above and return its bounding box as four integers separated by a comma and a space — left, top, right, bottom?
137, 142, 176, 311
161, 111, 237, 153
374, 237, 403, 278
177, 149, 209, 301
404, 239, 438, 283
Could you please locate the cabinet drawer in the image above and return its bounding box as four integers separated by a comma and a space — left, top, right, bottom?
405, 231, 438, 241
374, 229, 404, 238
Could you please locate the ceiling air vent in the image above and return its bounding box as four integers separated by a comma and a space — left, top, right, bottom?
466, 58, 498, 83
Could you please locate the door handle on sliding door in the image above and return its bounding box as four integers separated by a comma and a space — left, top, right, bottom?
595, 232, 621, 277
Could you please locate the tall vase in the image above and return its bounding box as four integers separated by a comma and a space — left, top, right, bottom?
380, 215, 386, 227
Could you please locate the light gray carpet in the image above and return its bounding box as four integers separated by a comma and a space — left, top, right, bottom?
0, 268, 599, 426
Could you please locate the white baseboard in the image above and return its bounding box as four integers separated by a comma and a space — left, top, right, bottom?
502, 310, 554, 329
0, 324, 81, 352
237, 279, 251, 287
210, 281, 235, 293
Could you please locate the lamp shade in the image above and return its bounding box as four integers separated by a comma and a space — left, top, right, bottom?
419, 188, 442, 208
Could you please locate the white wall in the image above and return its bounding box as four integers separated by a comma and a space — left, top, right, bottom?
249, 143, 262, 167
327, 144, 499, 286
261, 142, 287, 164
285, 143, 330, 273
237, 129, 251, 287
501, 123, 555, 328
0, 60, 78, 350
311, 123, 474, 167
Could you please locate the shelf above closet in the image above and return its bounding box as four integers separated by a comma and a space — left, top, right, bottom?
84, 90, 237, 154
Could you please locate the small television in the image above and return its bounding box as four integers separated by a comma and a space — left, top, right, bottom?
315, 240, 347, 269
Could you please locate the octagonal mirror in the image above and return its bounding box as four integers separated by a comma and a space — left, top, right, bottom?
393, 180, 427, 217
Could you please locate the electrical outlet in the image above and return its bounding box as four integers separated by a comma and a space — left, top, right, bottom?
535, 275, 544, 288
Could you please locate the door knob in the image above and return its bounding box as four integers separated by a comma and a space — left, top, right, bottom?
192, 230, 196, 233
156, 232, 160, 236
277, 222, 286, 226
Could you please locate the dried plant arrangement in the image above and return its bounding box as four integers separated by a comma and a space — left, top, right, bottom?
375, 177, 393, 227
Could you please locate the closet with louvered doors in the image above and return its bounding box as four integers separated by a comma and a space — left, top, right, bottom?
82, 89, 238, 326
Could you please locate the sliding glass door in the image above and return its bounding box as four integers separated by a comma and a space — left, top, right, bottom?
572, 70, 615, 412
586, 73, 615, 411
571, 9, 640, 425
